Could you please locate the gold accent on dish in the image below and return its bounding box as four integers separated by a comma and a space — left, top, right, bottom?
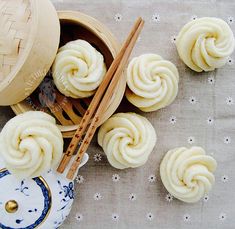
5, 200, 18, 213
36, 176, 52, 227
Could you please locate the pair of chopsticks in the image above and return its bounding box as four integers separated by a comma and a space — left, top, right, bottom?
57, 17, 145, 180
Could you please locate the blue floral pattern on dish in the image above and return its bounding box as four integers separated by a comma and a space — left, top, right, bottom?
15, 180, 29, 196
57, 180, 74, 219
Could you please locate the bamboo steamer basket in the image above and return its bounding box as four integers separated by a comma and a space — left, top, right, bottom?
0, 0, 60, 105
11, 10, 126, 138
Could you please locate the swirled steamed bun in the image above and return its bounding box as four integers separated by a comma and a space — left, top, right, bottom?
125, 54, 179, 112
98, 113, 157, 169
160, 146, 217, 203
52, 39, 106, 98
176, 17, 235, 72
0, 111, 63, 179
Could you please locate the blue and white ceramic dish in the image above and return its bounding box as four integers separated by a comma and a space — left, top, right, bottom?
0, 154, 89, 229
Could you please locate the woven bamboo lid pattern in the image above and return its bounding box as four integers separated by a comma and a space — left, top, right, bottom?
0, 0, 60, 105
0, 0, 31, 81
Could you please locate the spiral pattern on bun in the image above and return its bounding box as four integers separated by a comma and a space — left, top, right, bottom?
98, 113, 157, 169
176, 17, 235, 72
160, 146, 217, 203
52, 39, 106, 98
0, 111, 63, 179
125, 54, 179, 112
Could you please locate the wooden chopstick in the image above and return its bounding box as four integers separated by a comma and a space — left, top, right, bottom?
66, 19, 145, 179
57, 17, 143, 174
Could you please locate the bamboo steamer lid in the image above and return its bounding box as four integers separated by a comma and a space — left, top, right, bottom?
0, 0, 60, 105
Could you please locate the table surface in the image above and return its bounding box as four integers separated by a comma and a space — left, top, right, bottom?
1, 0, 235, 228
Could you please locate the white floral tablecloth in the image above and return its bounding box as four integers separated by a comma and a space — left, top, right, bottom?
1, 0, 235, 228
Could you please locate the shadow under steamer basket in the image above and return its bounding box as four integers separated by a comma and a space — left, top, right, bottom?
11, 12, 126, 138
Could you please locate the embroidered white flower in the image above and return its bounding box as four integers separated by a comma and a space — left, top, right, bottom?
165, 193, 173, 202
148, 174, 156, 183
114, 13, 122, 22
191, 15, 198, 21
170, 35, 177, 44
183, 214, 191, 222
129, 193, 137, 201
207, 117, 214, 125
169, 116, 177, 124
221, 175, 229, 183
189, 96, 197, 104
226, 97, 234, 105
94, 193, 102, 201
223, 136, 231, 144
227, 57, 234, 65
111, 213, 119, 221
93, 153, 102, 162
146, 212, 154, 221
187, 136, 195, 144
227, 16, 234, 24
76, 175, 84, 184
152, 13, 160, 23
203, 194, 209, 202
112, 174, 120, 182
75, 213, 83, 222
208, 76, 215, 85
219, 213, 227, 221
